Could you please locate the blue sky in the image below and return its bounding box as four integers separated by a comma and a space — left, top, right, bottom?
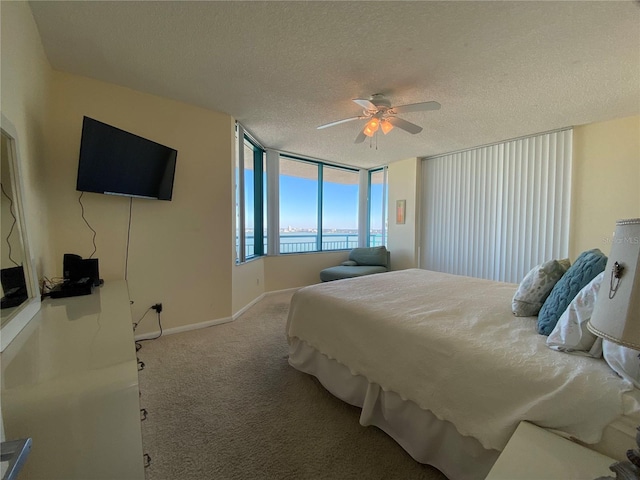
280, 175, 358, 230
243, 171, 385, 230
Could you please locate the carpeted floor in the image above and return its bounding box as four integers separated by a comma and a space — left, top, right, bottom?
137, 291, 447, 480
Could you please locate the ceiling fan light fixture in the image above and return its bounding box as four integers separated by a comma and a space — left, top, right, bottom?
363, 118, 380, 137
363, 125, 375, 137
316, 94, 440, 143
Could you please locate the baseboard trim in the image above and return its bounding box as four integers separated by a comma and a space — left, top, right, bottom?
232, 294, 266, 320
134, 316, 233, 341
134, 286, 300, 341
232, 287, 300, 320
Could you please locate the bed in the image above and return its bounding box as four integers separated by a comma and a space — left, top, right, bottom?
286, 268, 640, 480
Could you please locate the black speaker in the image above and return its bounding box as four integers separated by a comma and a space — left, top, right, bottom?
63, 254, 101, 287
63, 254, 82, 280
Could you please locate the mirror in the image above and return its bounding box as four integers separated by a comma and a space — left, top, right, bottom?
0, 114, 41, 352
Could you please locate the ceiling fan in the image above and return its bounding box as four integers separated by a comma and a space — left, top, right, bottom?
317, 93, 441, 144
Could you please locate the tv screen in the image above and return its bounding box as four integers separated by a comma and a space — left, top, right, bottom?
76, 116, 177, 201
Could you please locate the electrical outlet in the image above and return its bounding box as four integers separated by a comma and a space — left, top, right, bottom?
152, 303, 163, 313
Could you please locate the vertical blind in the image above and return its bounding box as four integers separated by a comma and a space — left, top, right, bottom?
421, 129, 572, 284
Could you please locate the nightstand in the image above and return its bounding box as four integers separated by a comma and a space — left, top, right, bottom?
485, 421, 617, 479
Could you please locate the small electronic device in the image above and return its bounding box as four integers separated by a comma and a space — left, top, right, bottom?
49, 277, 93, 299
64, 254, 101, 287
48, 254, 102, 299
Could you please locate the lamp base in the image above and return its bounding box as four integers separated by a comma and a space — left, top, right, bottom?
595, 460, 639, 480
596, 427, 640, 480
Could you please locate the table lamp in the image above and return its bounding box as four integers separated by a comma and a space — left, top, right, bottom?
588, 218, 640, 480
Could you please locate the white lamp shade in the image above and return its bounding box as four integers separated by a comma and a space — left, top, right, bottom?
588, 218, 640, 350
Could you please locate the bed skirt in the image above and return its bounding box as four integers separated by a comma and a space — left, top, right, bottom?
288, 337, 500, 480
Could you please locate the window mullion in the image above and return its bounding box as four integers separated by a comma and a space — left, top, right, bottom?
359, 170, 368, 247
317, 163, 323, 251
237, 126, 246, 263
253, 146, 264, 256
266, 150, 279, 256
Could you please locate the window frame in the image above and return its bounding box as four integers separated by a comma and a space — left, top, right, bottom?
367, 167, 388, 247
236, 125, 266, 264
279, 153, 360, 254
235, 122, 386, 262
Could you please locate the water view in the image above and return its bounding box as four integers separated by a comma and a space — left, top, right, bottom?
239, 231, 385, 256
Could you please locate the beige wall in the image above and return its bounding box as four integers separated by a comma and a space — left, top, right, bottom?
264, 251, 347, 291
1, 2, 55, 277
232, 258, 265, 314
387, 157, 421, 270
571, 116, 640, 258
45, 72, 235, 335
232, 251, 348, 312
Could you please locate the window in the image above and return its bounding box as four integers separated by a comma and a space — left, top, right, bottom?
279, 155, 359, 253
279, 157, 318, 253
235, 126, 266, 263
322, 166, 359, 250
235, 123, 385, 259
368, 168, 387, 247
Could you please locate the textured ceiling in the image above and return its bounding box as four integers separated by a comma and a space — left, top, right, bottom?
29, 1, 640, 169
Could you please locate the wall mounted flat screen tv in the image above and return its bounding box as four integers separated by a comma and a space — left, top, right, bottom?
76, 116, 177, 201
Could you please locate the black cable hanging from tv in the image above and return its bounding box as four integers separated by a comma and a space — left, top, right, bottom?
78, 192, 97, 259
125, 197, 133, 281
1, 182, 20, 267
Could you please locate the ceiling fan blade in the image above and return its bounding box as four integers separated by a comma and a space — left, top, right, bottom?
317, 116, 362, 130
392, 101, 441, 114
353, 98, 377, 111
354, 130, 367, 144
388, 116, 423, 134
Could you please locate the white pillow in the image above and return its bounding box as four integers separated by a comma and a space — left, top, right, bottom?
603, 340, 640, 389
512, 258, 571, 317
546, 272, 604, 356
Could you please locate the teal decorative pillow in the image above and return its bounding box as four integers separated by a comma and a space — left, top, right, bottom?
512, 258, 571, 317
341, 260, 358, 266
537, 249, 608, 335
349, 246, 389, 267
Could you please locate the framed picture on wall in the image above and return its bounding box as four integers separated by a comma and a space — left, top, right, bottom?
396, 199, 406, 224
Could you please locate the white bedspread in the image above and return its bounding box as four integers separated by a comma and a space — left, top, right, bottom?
286, 269, 639, 451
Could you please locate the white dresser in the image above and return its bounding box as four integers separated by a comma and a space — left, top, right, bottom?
0, 281, 145, 479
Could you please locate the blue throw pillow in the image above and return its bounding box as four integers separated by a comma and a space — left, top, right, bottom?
537, 249, 608, 336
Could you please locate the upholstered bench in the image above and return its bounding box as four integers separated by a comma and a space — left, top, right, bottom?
320, 246, 390, 282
